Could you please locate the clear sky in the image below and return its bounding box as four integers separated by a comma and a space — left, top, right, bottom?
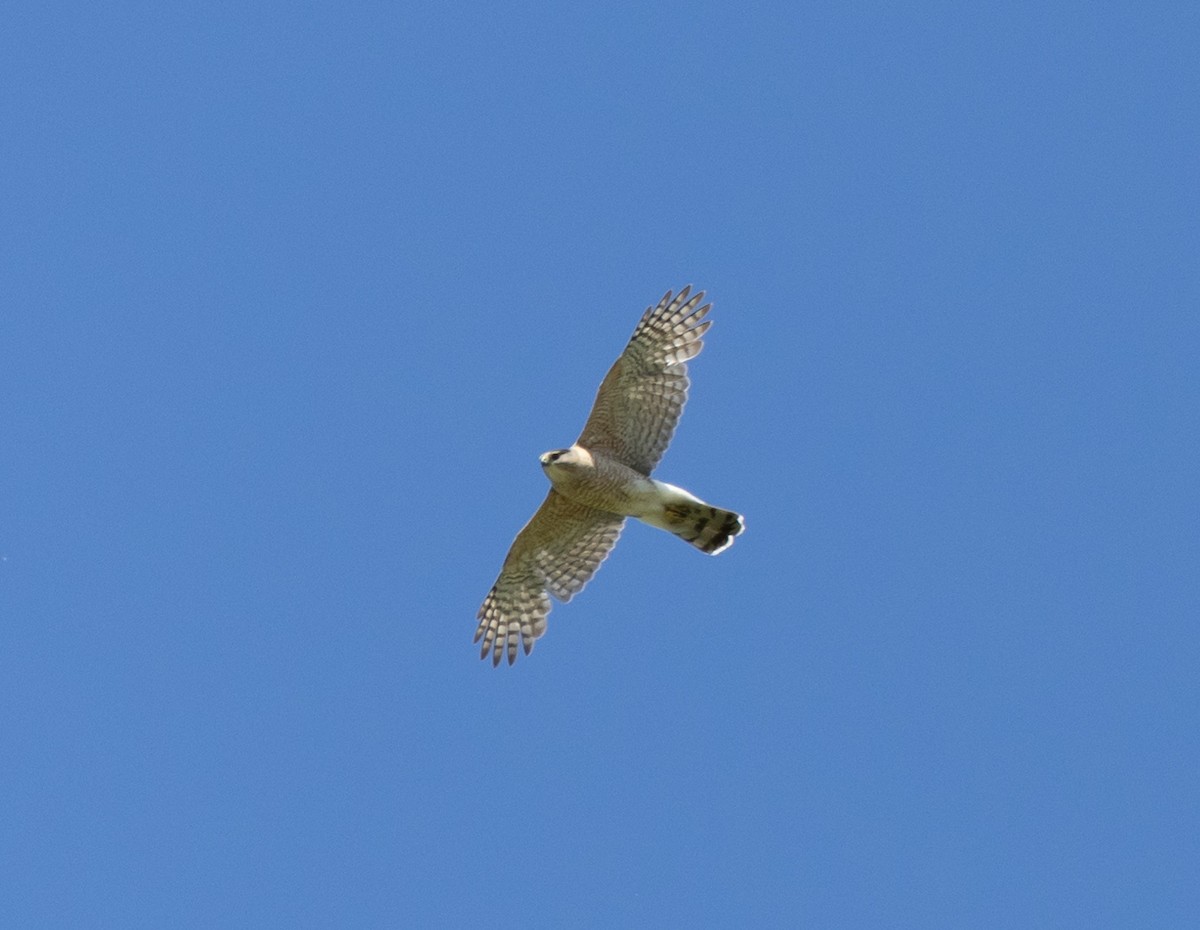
3, 2, 1197, 927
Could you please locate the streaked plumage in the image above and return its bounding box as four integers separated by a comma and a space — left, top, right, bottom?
476, 287, 744, 666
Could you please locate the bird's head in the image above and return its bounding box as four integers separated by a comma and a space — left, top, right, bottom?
539, 445, 592, 473
539, 449, 568, 468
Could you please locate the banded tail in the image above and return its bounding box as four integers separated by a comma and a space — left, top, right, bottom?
661, 501, 745, 554
640, 479, 743, 554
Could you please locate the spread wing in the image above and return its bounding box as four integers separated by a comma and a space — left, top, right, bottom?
475, 490, 625, 666
576, 286, 712, 476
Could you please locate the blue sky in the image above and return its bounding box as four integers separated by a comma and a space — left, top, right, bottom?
3, 2, 1197, 927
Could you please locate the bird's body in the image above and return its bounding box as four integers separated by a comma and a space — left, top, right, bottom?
541, 445, 742, 553
476, 287, 744, 665
540, 445, 657, 515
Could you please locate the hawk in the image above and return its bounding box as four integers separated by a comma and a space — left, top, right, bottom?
476, 286, 744, 666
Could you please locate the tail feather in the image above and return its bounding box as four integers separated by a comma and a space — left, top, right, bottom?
661, 501, 745, 554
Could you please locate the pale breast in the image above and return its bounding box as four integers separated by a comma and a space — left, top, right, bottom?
549, 450, 658, 516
